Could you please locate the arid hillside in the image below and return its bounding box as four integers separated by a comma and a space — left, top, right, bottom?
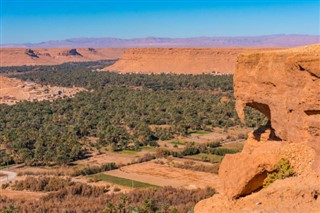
0, 76, 84, 104
105, 48, 280, 74
195, 44, 320, 212
0, 48, 124, 67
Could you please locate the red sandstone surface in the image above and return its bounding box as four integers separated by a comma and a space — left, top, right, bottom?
195, 44, 320, 213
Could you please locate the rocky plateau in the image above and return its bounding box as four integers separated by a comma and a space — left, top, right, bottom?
105, 47, 280, 74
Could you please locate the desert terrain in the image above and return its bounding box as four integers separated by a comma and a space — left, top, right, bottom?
0, 44, 318, 212
0, 48, 124, 67
1, 0, 319, 211
1, 47, 282, 74
105, 47, 281, 74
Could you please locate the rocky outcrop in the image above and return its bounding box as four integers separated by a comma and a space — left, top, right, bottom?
195, 44, 320, 212
59, 49, 83, 57
25, 49, 39, 58
88, 48, 97, 53
235, 44, 320, 170
195, 134, 317, 212
195, 173, 320, 213
219, 131, 281, 198
104, 48, 279, 74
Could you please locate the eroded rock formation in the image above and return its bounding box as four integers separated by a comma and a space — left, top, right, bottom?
195, 44, 320, 212
25, 49, 39, 58
235, 44, 320, 170
59, 49, 83, 57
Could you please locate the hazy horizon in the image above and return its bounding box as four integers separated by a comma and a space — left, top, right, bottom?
1, 0, 319, 44
3, 34, 319, 45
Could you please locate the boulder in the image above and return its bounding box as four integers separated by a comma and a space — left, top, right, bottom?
219, 134, 281, 198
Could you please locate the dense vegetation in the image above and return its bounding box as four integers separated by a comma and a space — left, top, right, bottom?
1, 176, 215, 213
0, 60, 116, 74
12, 65, 234, 91
0, 62, 266, 166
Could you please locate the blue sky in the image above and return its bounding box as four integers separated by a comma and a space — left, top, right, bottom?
1, 0, 319, 44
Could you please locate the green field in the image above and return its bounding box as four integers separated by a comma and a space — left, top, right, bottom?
170, 139, 185, 146
120, 150, 139, 155
141, 146, 157, 151
91, 174, 160, 188
184, 153, 223, 163
188, 130, 211, 135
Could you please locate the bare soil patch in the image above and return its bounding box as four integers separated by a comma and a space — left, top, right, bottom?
105, 161, 221, 190
74, 151, 141, 167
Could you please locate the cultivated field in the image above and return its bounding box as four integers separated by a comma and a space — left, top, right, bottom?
104, 161, 221, 190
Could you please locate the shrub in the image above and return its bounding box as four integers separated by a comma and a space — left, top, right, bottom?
0, 186, 216, 212
0, 204, 17, 213
12, 177, 73, 192
181, 147, 200, 156
114, 187, 121, 192
208, 142, 221, 148
135, 153, 156, 164
1, 183, 9, 189
73, 162, 118, 176
17, 167, 77, 176
263, 158, 295, 188
172, 161, 219, 174
43, 182, 107, 201
208, 148, 238, 156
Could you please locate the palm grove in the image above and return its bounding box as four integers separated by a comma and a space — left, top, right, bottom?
0, 61, 265, 166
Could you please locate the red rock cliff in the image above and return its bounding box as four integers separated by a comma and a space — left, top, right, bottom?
195, 44, 320, 213
235, 44, 320, 170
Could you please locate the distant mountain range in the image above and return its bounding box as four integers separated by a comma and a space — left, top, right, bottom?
2, 35, 319, 48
